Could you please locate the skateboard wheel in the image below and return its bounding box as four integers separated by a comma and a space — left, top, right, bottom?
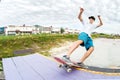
59, 64, 62, 68
67, 68, 72, 72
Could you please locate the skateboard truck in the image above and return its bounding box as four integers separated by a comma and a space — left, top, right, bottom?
59, 64, 72, 72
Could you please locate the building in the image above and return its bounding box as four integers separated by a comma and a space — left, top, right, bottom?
41, 26, 52, 33
51, 26, 61, 33
64, 28, 80, 34
39, 26, 61, 34
2, 24, 79, 35
0, 27, 5, 34
5, 25, 39, 35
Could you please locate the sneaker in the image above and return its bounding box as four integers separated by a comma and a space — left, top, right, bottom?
76, 62, 88, 68
62, 55, 71, 63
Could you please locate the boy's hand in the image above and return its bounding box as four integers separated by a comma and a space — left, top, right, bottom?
80, 8, 84, 13
98, 15, 101, 18
97, 15, 103, 27
78, 7, 84, 21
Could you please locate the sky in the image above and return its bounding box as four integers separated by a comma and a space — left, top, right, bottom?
0, 0, 120, 34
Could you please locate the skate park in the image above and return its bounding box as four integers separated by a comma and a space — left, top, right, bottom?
2, 38, 120, 80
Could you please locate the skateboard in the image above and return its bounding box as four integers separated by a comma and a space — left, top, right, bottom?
54, 56, 86, 72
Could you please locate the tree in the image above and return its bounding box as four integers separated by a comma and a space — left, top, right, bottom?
60, 27, 65, 34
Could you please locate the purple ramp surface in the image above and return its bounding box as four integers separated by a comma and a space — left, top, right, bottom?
2, 53, 120, 80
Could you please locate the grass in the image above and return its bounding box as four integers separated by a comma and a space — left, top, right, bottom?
0, 61, 2, 71
0, 34, 78, 58
91, 33, 120, 39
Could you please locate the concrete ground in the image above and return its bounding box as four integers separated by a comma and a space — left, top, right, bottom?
0, 71, 5, 80
50, 38, 120, 68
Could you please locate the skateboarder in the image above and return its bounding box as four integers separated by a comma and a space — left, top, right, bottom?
62, 8, 103, 67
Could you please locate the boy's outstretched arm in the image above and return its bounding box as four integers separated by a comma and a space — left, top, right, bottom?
78, 8, 84, 22
97, 15, 103, 27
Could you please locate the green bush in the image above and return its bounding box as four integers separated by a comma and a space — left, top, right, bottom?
0, 34, 78, 58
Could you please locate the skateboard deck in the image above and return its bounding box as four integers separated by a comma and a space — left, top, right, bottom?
54, 56, 85, 72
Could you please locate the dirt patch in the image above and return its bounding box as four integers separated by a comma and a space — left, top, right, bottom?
49, 41, 74, 56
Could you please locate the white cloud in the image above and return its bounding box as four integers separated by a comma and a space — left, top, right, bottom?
0, 0, 120, 34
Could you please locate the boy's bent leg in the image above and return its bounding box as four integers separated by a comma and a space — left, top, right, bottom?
67, 40, 83, 57
80, 47, 94, 62
62, 40, 83, 62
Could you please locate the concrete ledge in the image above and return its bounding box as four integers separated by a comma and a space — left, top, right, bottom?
85, 66, 120, 73
13, 49, 33, 54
